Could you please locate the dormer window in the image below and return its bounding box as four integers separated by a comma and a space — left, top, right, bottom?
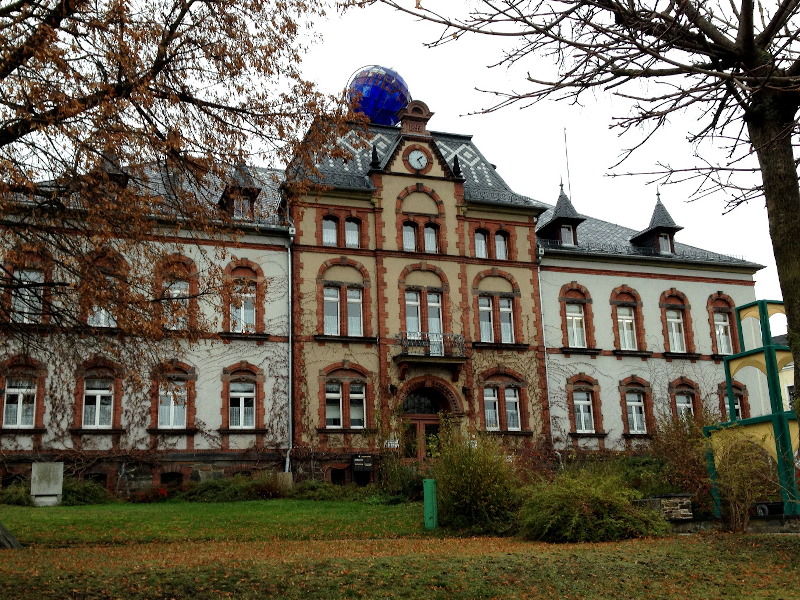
560, 224, 575, 245
658, 233, 673, 253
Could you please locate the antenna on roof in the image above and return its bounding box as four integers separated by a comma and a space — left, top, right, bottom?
564, 127, 573, 200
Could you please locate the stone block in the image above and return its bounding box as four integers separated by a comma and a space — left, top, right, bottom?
30, 462, 64, 507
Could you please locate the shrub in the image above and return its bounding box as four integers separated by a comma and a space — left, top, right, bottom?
378, 452, 423, 501
428, 429, 523, 535
710, 428, 780, 532
0, 482, 33, 506
518, 470, 670, 543
289, 479, 392, 503
61, 478, 113, 506
129, 485, 170, 503
176, 473, 284, 502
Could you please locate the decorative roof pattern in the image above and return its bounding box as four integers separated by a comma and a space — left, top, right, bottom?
311, 123, 548, 210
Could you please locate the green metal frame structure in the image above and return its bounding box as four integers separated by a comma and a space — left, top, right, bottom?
703, 300, 799, 517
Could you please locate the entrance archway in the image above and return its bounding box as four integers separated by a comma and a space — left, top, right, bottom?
401, 388, 449, 460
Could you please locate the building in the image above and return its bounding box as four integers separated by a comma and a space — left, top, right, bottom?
290, 101, 550, 482
1, 165, 293, 489
537, 187, 763, 450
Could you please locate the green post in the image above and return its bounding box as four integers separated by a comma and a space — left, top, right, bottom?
423, 478, 437, 530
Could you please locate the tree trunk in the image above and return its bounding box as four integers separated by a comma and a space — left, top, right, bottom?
0, 521, 22, 549
746, 96, 800, 398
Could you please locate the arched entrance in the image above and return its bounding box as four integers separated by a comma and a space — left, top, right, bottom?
401, 388, 449, 460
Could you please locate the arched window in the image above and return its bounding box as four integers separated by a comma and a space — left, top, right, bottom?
396, 186, 443, 254
660, 289, 695, 354
322, 366, 370, 430
84, 250, 128, 328
224, 260, 265, 334
3, 250, 52, 325
566, 374, 603, 435
494, 231, 509, 260
345, 219, 360, 249
474, 272, 521, 345
610, 286, 647, 352
619, 377, 654, 436
1, 358, 45, 431
480, 371, 527, 432
559, 282, 595, 350
718, 381, 749, 421
221, 363, 265, 431
474, 230, 488, 258
319, 260, 370, 338
669, 378, 700, 420
152, 362, 196, 431
74, 360, 122, 432
157, 255, 199, 331
707, 292, 738, 356
322, 216, 338, 247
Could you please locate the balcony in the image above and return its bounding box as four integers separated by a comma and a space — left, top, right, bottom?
394, 332, 467, 381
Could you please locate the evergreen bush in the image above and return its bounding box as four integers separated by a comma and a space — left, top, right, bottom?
176, 473, 284, 502
0, 482, 33, 506
61, 478, 114, 506
518, 470, 670, 543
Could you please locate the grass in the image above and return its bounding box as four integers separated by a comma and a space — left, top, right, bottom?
2, 501, 800, 599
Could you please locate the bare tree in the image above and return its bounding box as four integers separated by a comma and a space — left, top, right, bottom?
370, 0, 800, 386
0, 0, 351, 358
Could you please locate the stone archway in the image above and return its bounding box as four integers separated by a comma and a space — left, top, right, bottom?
401, 387, 449, 460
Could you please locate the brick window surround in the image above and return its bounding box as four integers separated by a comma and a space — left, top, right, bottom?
316, 258, 373, 338
659, 289, 696, 354
668, 377, 702, 420
155, 254, 200, 331
566, 374, 604, 438
319, 363, 373, 431
0, 356, 46, 432
472, 270, 524, 345
317, 209, 370, 249
468, 222, 515, 260
559, 282, 596, 349
610, 285, 647, 351
395, 184, 445, 254
2, 249, 53, 325
220, 362, 266, 431
223, 259, 266, 334
149, 360, 198, 442
707, 292, 739, 356
618, 376, 655, 436
718, 381, 750, 421
478, 368, 529, 432
72, 358, 124, 432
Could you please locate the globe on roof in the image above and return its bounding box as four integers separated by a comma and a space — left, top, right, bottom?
347, 66, 411, 126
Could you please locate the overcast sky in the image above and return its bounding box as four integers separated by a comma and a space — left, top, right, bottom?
301, 3, 783, 328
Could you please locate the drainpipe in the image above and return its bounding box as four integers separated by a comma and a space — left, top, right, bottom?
536, 248, 554, 448
284, 231, 294, 473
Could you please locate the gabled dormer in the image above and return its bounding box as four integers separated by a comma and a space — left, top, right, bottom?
629, 192, 683, 254
219, 164, 261, 220
536, 184, 586, 246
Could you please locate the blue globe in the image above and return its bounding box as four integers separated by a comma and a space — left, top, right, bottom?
347, 66, 411, 126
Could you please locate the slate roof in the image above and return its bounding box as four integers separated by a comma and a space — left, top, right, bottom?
630, 194, 683, 241
536, 183, 586, 230
537, 192, 761, 270
311, 123, 548, 211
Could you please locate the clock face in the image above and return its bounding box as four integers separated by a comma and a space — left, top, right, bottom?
408, 149, 429, 170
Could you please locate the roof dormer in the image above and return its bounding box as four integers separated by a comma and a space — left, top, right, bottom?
536, 184, 586, 246
397, 100, 433, 137
629, 192, 683, 254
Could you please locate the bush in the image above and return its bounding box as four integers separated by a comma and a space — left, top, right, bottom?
176, 473, 284, 502
129, 485, 170, 503
61, 478, 113, 506
289, 479, 393, 503
518, 470, 670, 543
0, 482, 33, 506
378, 452, 423, 501
428, 429, 523, 535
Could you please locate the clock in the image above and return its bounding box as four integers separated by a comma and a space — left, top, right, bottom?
408, 149, 429, 170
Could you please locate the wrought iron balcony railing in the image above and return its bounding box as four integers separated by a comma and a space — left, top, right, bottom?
396, 332, 466, 358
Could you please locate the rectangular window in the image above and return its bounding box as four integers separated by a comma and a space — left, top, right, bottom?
325, 382, 342, 428
3, 378, 35, 428
479, 297, 493, 342
349, 383, 365, 428
424, 225, 437, 253
659, 233, 672, 253
626, 391, 647, 434
484, 388, 499, 430
403, 224, 417, 251
88, 306, 116, 328
229, 381, 256, 428
573, 390, 594, 433
165, 279, 189, 330
617, 306, 637, 350
346, 288, 363, 337
475, 232, 488, 258
499, 298, 514, 343
560, 225, 575, 245
714, 312, 733, 355
11, 269, 44, 324
83, 378, 113, 428
427, 293, 443, 356
675, 393, 694, 418
566, 303, 587, 348
230, 280, 256, 333
505, 388, 521, 431
159, 380, 187, 428
345, 220, 360, 248
495, 233, 508, 260
323, 287, 340, 336
666, 309, 686, 352
405, 291, 421, 338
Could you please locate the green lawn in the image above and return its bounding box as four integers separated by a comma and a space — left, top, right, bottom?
2, 501, 800, 599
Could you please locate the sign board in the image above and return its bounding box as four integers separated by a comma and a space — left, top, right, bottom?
353, 455, 374, 472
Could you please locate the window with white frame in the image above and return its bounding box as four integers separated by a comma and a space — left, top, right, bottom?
10, 269, 44, 324
505, 387, 521, 430
675, 392, 694, 418
658, 233, 673, 253
3, 377, 35, 428
484, 387, 499, 430
483, 385, 521, 431
423, 224, 438, 253
324, 379, 367, 429
617, 306, 637, 351
402, 223, 417, 251
88, 276, 117, 327
666, 309, 686, 352
349, 382, 365, 428
230, 279, 256, 333
499, 297, 514, 343
325, 382, 342, 428
714, 312, 733, 355
475, 231, 488, 258
345, 219, 360, 249
573, 390, 595, 433
159, 380, 187, 428
566, 303, 587, 348
229, 380, 255, 428
405, 291, 421, 337
347, 288, 363, 337
495, 232, 508, 260
560, 224, 575, 245
83, 378, 113, 428
626, 391, 647, 434
322, 217, 338, 246
164, 279, 189, 330
323, 286, 340, 335
479, 296, 494, 342
405, 289, 443, 355
323, 285, 363, 337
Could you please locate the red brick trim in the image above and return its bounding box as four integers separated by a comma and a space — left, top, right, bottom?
471, 269, 523, 344
2, 248, 55, 324
566, 373, 604, 447
73, 357, 124, 431
319, 363, 374, 430
466, 222, 517, 260
397, 375, 464, 415
220, 362, 266, 449
540, 265, 756, 286
401, 145, 435, 176
223, 258, 266, 333
707, 291, 740, 355
668, 377, 702, 420
618, 375, 655, 437
150, 360, 198, 449
0, 355, 47, 432
558, 281, 596, 348
477, 368, 530, 431
718, 380, 750, 420
659, 288, 695, 354
610, 285, 647, 351
154, 253, 200, 330
317, 257, 373, 337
